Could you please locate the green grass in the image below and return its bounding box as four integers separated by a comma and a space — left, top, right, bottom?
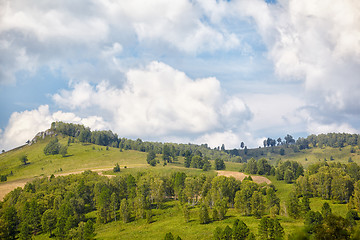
270, 146, 360, 168
0, 136, 148, 181
33, 200, 303, 240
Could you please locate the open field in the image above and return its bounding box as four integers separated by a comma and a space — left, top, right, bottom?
216, 170, 271, 184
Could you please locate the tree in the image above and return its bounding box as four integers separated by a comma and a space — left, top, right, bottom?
202, 160, 211, 171
215, 158, 226, 170
214, 227, 223, 240
246, 158, 257, 174
147, 150, 157, 166
164, 232, 174, 240
44, 138, 61, 155
113, 163, 120, 172
301, 196, 311, 215
258, 217, 284, 240
120, 199, 130, 223
251, 191, 265, 218
0, 206, 18, 240
240, 142, 245, 149
83, 220, 95, 240
183, 204, 190, 223
199, 204, 210, 224
150, 177, 164, 208
314, 214, 350, 240
20, 155, 28, 165
41, 209, 56, 237
59, 145, 68, 157
287, 191, 300, 219
266, 188, 280, 216
321, 202, 332, 218
232, 219, 249, 240
110, 193, 119, 221
221, 144, 226, 151
222, 225, 232, 240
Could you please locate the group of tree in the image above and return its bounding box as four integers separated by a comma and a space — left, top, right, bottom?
48, 122, 239, 163
240, 158, 304, 184
0, 168, 282, 239
294, 162, 360, 203
240, 158, 274, 176
43, 138, 68, 157
287, 201, 360, 239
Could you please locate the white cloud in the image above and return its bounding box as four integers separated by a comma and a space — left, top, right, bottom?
195, 131, 241, 149
244, 0, 360, 115
53, 61, 251, 144
307, 122, 358, 135
0, 105, 106, 151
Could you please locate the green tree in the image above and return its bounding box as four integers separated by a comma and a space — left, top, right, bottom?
59, 145, 68, 157
215, 158, 226, 170
164, 232, 174, 240
214, 227, 223, 240
183, 204, 190, 223
222, 225, 232, 240
286, 191, 300, 219
41, 209, 56, 236
110, 193, 119, 221
314, 214, 350, 240
120, 199, 130, 223
251, 191, 265, 218
147, 150, 157, 166
232, 219, 249, 240
301, 196, 311, 215
19, 155, 28, 165
321, 202, 332, 218
44, 138, 61, 155
113, 163, 120, 172
246, 158, 258, 174
0, 206, 18, 240
199, 204, 210, 224
83, 220, 95, 240
258, 217, 284, 240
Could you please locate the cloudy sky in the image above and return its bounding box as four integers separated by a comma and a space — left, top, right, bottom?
1, 0, 360, 151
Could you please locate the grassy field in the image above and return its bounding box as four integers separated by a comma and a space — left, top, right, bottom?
0, 136, 148, 181
264, 145, 360, 168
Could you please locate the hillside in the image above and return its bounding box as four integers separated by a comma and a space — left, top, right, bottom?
1, 123, 360, 239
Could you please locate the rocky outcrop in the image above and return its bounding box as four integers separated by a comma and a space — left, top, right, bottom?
30, 129, 56, 144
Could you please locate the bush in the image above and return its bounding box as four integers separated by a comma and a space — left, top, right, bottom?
113, 163, 120, 172
0, 175, 7, 182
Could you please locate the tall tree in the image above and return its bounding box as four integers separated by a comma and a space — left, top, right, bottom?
41, 209, 56, 237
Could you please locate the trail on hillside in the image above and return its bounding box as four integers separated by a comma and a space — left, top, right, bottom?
216, 171, 271, 184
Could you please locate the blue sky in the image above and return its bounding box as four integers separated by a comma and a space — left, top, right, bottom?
1, 0, 360, 151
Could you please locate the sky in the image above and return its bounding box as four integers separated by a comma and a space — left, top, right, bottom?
1, 0, 360, 151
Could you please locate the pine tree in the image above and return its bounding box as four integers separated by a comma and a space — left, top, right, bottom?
232, 219, 249, 240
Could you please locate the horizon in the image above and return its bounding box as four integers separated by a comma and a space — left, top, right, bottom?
1, 0, 360, 151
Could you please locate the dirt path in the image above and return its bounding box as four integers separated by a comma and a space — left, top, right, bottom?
0, 168, 115, 200
216, 171, 271, 184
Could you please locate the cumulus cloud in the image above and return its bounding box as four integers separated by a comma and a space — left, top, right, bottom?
53, 61, 251, 143
0, 0, 242, 85
236, 0, 360, 126
0, 105, 106, 151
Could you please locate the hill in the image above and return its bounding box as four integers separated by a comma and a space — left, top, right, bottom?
1, 122, 360, 239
